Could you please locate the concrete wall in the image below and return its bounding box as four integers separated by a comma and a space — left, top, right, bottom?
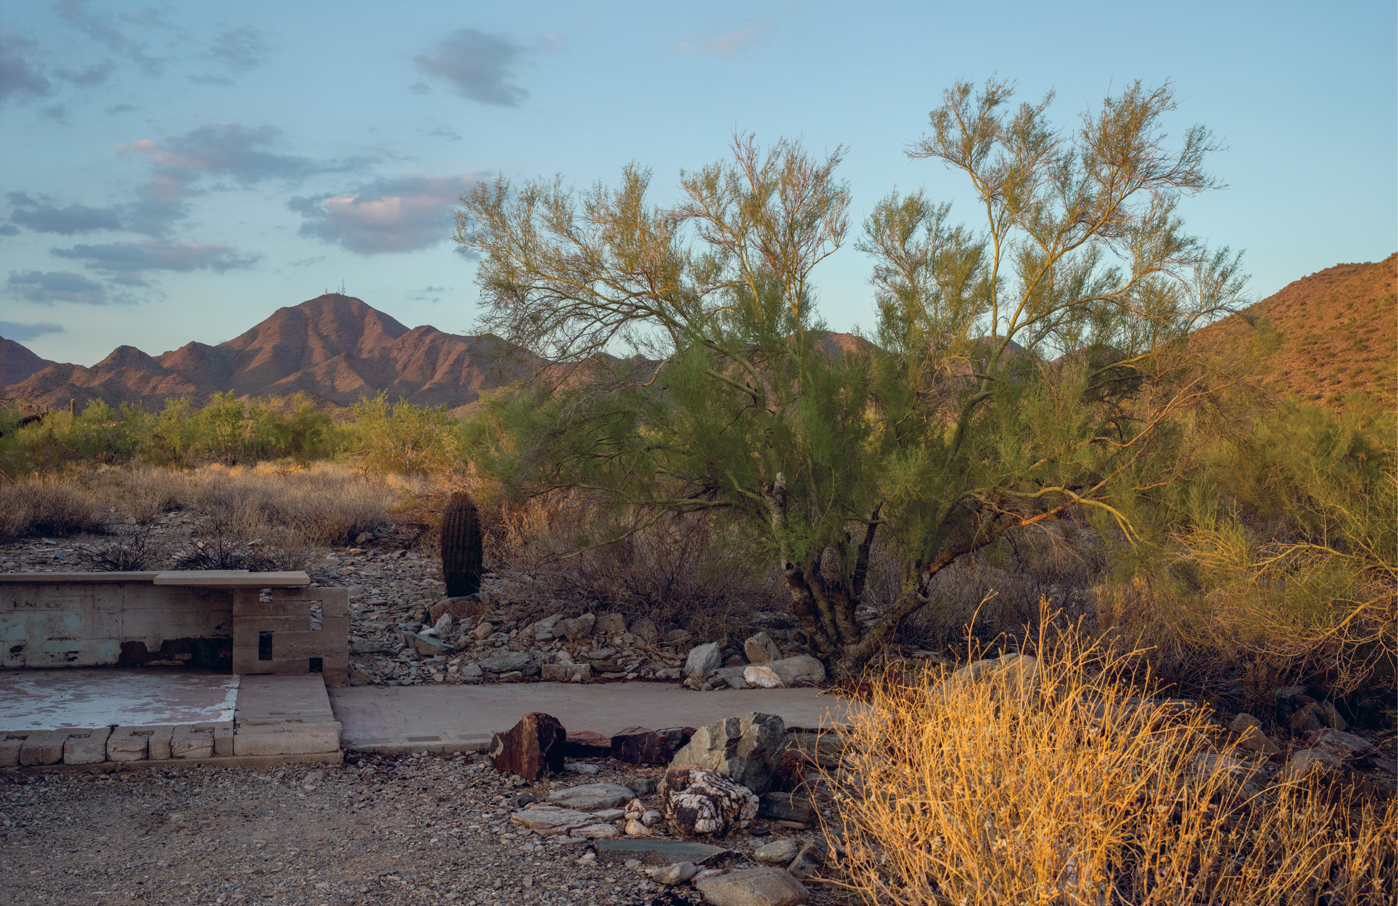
1, 578, 232, 669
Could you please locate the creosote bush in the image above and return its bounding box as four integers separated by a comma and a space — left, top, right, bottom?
825, 611, 1396, 905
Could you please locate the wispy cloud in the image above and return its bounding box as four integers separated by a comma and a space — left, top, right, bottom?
290, 174, 478, 255
55, 0, 166, 78
0, 30, 54, 104
57, 58, 115, 86
6, 269, 111, 305
209, 25, 269, 73
50, 240, 262, 283
0, 319, 65, 341
117, 123, 372, 235
414, 29, 529, 107
7, 192, 123, 235
428, 125, 463, 141
679, 19, 779, 57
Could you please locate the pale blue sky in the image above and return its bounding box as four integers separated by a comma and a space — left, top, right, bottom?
2, 0, 1394, 366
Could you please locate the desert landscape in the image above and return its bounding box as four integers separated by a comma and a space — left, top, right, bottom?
2, 4, 1396, 905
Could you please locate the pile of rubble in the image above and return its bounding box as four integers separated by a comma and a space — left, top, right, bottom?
485, 708, 841, 906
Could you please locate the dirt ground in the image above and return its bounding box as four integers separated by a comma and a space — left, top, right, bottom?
0, 752, 851, 906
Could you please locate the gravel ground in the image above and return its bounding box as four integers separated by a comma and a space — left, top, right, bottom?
1, 752, 853, 906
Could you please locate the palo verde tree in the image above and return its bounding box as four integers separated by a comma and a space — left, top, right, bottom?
455, 79, 1248, 677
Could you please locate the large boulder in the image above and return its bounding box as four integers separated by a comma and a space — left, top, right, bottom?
768, 656, 825, 687
693, 867, 809, 906
670, 712, 787, 794
684, 642, 724, 680
744, 632, 781, 665
488, 712, 566, 780
661, 766, 759, 837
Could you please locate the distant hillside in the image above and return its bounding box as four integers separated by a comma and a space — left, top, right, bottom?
0, 337, 55, 387
1, 294, 544, 413
1198, 254, 1396, 410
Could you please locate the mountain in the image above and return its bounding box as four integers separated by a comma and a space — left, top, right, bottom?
0, 338, 55, 387
1197, 254, 1396, 410
0, 294, 545, 413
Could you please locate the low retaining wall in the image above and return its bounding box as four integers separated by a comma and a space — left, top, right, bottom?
0, 571, 348, 682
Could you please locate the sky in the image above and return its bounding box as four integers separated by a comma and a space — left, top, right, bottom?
1, 0, 1394, 367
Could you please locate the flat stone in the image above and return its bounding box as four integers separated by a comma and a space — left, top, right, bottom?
610, 727, 695, 765
557, 613, 596, 640
758, 792, 814, 825
594, 838, 731, 865
565, 730, 613, 758
647, 861, 698, 885
547, 782, 636, 810
753, 839, 801, 865
1304, 727, 1373, 760
541, 663, 591, 682
479, 651, 532, 673
510, 805, 595, 836
407, 632, 454, 656
693, 867, 809, 906
1283, 747, 1345, 783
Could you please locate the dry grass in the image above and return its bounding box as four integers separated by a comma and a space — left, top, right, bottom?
0, 462, 411, 555
484, 492, 786, 641
825, 614, 1397, 905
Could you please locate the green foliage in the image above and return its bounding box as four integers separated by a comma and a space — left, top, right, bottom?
346, 392, 465, 477
456, 80, 1248, 676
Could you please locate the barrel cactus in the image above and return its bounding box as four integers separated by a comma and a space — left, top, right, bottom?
440, 491, 484, 597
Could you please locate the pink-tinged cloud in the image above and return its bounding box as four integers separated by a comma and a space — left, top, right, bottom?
290, 175, 479, 255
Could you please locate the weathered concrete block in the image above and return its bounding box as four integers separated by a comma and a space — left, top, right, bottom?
273, 631, 329, 660
63, 727, 112, 765
0, 731, 37, 767
232, 721, 341, 756
147, 724, 174, 761
20, 730, 70, 766
107, 726, 154, 761
170, 725, 214, 759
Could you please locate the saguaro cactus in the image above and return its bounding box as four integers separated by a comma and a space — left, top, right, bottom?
440, 491, 484, 597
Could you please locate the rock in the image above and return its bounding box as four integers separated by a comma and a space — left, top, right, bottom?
557, 613, 596, 640
744, 632, 781, 665
471, 622, 496, 641
488, 712, 566, 781
541, 663, 591, 682
631, 617, 660, 643
479, 651, 532, 673
685, 642, 724, 680
943, 653, 1037, 697
459, 663, 483, 679
625, 798, 662, 827
432, 613, 453, 636
753, 839, 801, 865
528, 614, 563, 639
429, 596, 480, 624
348, 666, 376, 686
1288, 700, 1348, 734
587, 648, 622, 673
666, 629, 693, 646
661, 766, 759, 837
758, 792, 814, 825
785, 844, 823, 880
596, 612, 628, 635
626, 818, 652, 836
768, 656, 826, 687
516, 791, 536, 808
511, 805, 616, 838
547, 782, 636, 810
407, 632, 454, 656
646, 861, 699, 885
628, 777, 659, 797
355, 531, 374, 545
744, 665, 783, 688
1228, 714, 1281, 756
594, 838, 732, 865
1273, 685, 1312, 724
693, 867, 809, 906
670, 713, 787, 794
565, 730, 613, 758
1304, 727, 1372, 761
711, 666, 750, 689
610, 727, 695, 765
1282, 747, 1344, 783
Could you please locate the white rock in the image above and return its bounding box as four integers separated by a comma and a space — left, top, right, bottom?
646, 862, 698, 885
685, 642, 723, 679
744, 665, 784, 688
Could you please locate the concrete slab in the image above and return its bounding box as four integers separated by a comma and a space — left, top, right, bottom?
154, 571, 309, 587
0, 669, 239, 731
234, 674, 341, 756
328, 683, 853, 755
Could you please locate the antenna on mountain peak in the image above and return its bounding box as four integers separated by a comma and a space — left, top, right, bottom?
339, 279, 346, 295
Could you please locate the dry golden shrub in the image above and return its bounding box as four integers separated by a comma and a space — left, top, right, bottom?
0, 477, 106, 539
825, 615, 1396, 905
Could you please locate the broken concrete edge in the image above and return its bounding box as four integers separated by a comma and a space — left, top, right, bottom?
6, 751, 343, 772
346, 734, 495, 756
